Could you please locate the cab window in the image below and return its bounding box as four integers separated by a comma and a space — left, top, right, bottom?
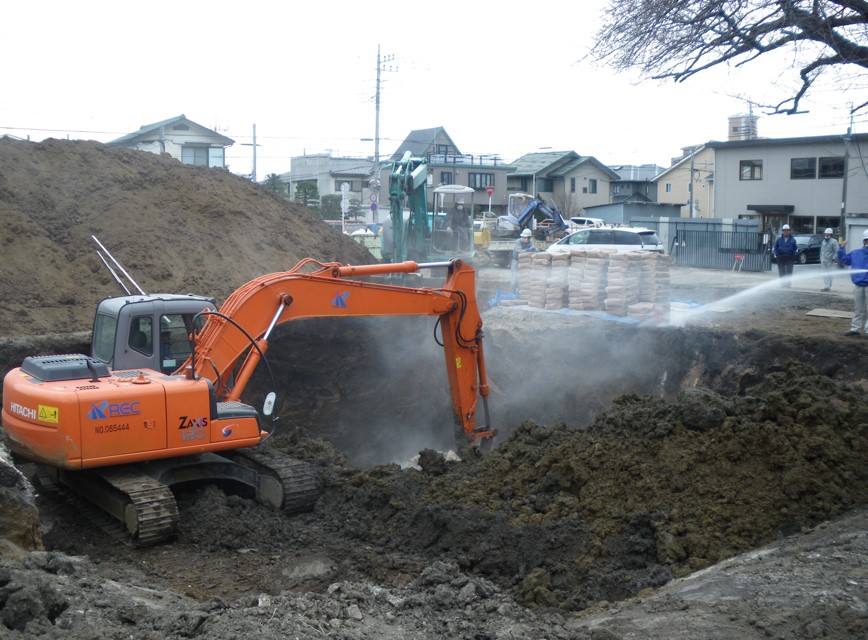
93, 313, 117, 362
159, 313, 206, 374
129, 316, 153, 356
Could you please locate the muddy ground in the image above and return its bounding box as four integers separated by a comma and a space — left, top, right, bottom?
0, 138, 866, 639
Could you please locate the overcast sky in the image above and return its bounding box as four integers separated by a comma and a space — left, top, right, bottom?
1, 1, 860, 178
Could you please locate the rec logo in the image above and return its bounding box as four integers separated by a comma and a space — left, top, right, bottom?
86, 401, 141, 420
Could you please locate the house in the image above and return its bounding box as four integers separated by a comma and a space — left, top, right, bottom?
654, 145, 715, 218
284, 153, 375, 217
708, 132, 868, 237
506, 151, 619, 217
585, 201, 683, 226
107, 115, 234, 169
607, 164, 666, 203
380, 127, 514, 216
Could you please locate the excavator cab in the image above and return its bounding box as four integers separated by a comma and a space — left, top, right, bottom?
91, 293, 215, 375
431, 184, 476, 259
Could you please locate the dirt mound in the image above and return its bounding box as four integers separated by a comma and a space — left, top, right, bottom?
305, 361, 867, 610
0, 137, 374, 337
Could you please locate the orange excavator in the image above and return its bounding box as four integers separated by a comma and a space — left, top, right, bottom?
1, 243, 495, 545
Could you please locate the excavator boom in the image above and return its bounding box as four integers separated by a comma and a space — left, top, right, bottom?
187, 258, 493, 445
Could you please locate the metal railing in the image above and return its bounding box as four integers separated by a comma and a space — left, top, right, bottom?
668, 230, 772, 272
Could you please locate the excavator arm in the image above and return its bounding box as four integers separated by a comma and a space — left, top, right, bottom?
385, 152, 430, 263
514, 198, 568, 237
182, 258, 495, 447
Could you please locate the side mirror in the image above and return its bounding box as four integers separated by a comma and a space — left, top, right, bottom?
262, 392, 276, 417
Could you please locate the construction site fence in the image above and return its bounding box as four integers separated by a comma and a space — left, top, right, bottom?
666, 230, 772, 272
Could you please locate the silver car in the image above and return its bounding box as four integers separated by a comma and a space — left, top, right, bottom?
545, 227, 664, 255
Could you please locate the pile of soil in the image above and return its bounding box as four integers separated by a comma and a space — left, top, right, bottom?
0, 137, 373, 338
0, 138, 866, 639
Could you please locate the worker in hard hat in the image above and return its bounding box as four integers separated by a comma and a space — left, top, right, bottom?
837, 229, 868, 336
773, 224, 798, 288
510, 228, 538, 293
819, 228, 840, 291
445, 198, 470, 251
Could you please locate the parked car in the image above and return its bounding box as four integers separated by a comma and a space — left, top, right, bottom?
545, 227, 664, 255
569, 216, 605, 229
772, 233, 822, 264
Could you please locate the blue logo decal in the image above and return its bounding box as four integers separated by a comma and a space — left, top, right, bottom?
86, 401, 141, 420
87, 401, 107, 420
221, 426, 233, 438
332, 291, 349, 308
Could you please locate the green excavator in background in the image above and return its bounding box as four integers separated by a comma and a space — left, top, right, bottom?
381, 152, 476, 265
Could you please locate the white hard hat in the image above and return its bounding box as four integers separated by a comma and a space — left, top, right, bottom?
782, 224, 791, 230
862, 229, 868, 241
824, 228, 834, 235
520, 228, 533, 238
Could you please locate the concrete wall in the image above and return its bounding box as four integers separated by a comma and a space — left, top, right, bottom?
713, 139, 867, 220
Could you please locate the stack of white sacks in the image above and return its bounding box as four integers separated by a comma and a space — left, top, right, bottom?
512, 249, 671, 321
546, 253, 570, 309
526, 252, 552, 308
567, 249, 611, 310
628, 252, 672, 321
603, 253, 641, 316
516, 252, 535, 298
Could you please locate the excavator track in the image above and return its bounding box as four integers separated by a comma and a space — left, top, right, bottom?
35, 466, 179, 547
99, 468, 179, 547
230, 448, 322, 514
35, 449, 319, 548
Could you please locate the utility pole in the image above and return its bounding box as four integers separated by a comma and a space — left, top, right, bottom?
242, 124, 260, 182
689, 150, 695, 219
370, 45, 396, 223
840, 105, 854, 239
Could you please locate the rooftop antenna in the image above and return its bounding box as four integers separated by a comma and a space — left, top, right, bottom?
91, 235, 146, 296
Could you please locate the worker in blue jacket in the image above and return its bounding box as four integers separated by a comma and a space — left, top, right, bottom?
838, 229, 868, 336
773, 224, 798, 288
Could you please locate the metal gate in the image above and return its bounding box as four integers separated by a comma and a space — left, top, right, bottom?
668, 230, 772, 272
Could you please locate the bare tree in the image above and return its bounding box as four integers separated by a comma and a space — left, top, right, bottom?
592, 0, 868, 114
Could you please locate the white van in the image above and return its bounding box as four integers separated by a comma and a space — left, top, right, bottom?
545, 227, 664, 255
569, 216, 604, 229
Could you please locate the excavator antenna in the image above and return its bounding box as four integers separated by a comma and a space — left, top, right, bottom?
92, 235, 146, 296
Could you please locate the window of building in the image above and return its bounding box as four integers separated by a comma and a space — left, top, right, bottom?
790, 157, 816, 179
570, 177, 576, 193
739, 160, 763, 180
612, 184, 621, 194
440, 171, 453, 185
588, 179, 597, 194
435, 144, 449, 155
181, 145, 209, 166
468, 173, 494, 188
334, 180, 356, 191
665, 182, 672, 193
819, 156, 845, 178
